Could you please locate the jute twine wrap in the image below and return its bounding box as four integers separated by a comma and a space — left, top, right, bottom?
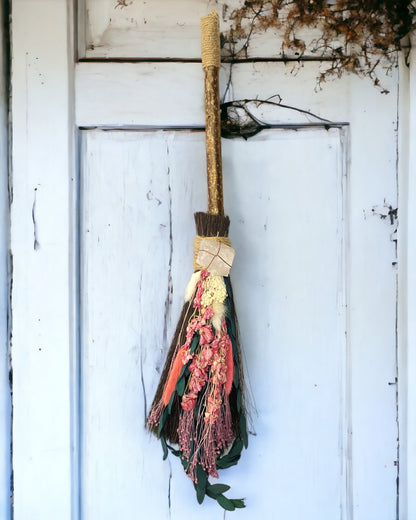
201, 11, 221, 69
193, 235, 232, 271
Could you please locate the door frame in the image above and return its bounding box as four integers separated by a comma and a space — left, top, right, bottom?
10, 1, 77, 519
0, 0, 11, 518
398, 37, 416, 520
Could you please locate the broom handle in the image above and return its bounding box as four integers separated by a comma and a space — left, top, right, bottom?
201, 11, 224, 216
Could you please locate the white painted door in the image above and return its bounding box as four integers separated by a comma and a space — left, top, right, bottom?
11, 2, 400, 519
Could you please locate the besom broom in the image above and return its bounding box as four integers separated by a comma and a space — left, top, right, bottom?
147, 11, 248, 511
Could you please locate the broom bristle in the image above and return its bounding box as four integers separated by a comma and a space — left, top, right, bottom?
147, 212, 230, 437
147, 298, 194, 440
194, 211, 230, 237
146, 211, 248, 507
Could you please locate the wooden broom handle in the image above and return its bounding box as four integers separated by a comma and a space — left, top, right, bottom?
201, 11, 224, 216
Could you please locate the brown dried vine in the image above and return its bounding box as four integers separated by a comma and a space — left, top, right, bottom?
222, 1, 415, 92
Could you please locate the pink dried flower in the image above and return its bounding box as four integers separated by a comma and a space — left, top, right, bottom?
182, 350, 193, 364
199, 325, 214, 345
199, 345, 213, 364
181, 394, 196, 411
202, 306, 214, 320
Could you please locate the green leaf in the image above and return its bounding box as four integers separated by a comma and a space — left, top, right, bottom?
217, 494, 236, 511
239, 413, 248, 449
175, 376, 185, 396
196, 465, 207, 504
228, 438, 244, 459
216, 438, 244, 469
216, 458, 239, 470
160, 434, 168, 460
157, 407, 168, 436
236, 388, 242, 412
190, 335, 199, 354
233, 361, 240, 387
168, 391, 176, 414
206, 483, 230, 497
181, 456, 190, 472
167, 444, 181, 457
231, 499, 245, 509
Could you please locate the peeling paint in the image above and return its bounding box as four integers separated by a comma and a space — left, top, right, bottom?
368, 201, 398, 225
146, 189, 162, 206
32, 187, 40, 251
162, 144, 173, 351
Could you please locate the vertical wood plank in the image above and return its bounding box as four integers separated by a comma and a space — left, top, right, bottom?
80, 131, 173, 520
400, 38, 416, 520
11, 1, 75, 519
0, 2, 11, 519
220, 128, 347, 519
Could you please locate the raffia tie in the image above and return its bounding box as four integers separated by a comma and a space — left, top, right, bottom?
201, 11, 220, 69
193, 235, 232, 271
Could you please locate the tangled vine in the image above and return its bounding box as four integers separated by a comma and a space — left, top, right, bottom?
115, 1, 415, 92
222, 1, 415, 92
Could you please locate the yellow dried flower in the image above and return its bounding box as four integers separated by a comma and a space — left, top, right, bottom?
201, 274, 227, 307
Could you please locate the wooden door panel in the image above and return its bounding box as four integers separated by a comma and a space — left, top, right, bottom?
80, 127, 350, 519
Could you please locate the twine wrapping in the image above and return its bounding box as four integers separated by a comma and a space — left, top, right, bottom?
194, 235, 233, 271
201, 11, 221, 69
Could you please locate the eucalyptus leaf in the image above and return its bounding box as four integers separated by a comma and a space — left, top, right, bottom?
168, 390, 176, 414
216, 440, 243, 469
216, 456, 240, 470
233, 360, 240, 387
190, 335, 199, 354
196, 465, 207, 504
239, 413, 248, 448
160, 434, 168, 460
175, 376, 185, 396
180, 455, 189, 471
207, 484, 231, 496
167, 444, 181, 457
237, 389, 242, 411
157, 407, 168, 436
228, 438, 244, 459
217, 494, 236, 511
231, 499, 245, 509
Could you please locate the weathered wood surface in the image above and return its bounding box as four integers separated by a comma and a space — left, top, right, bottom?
75, 61, 395, 128
10, 1, 75, 519
76, 60, 399, 519
81, 127, 348, 519
398, 41, 416, 520
0, 2, 11, 519
9, 0, 402, 519
81, 0, 327, 60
